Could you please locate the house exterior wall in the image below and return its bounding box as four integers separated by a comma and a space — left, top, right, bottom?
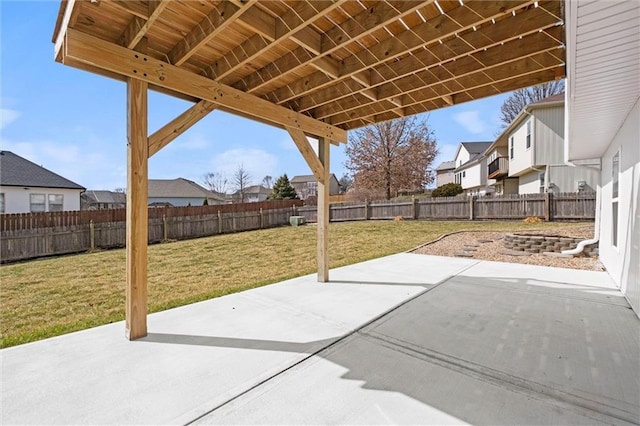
148, 196, 218, 206
518, 170, 543, 194
454, 147, 470, 168
508, 118, 534, 176
436, 169, 454, 187
548, 165, 599, 193
533, 106, 565, 165
0, 186, 82, 213
598, 100, 639, 314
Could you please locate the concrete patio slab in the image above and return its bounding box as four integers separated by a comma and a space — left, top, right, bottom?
0, 253, 475, 425
2, 254, 638, 425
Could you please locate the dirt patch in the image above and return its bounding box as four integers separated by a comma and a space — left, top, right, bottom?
412, 226, 604, 271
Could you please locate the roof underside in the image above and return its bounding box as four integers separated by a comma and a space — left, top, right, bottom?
566, 0, 639, 160
53, 0, 565, 139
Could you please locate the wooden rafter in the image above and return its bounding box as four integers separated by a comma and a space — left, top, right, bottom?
316, 27, 564, 122
266, 0, 536, 106
62, 29, 347, 142
232, 1, 430, 94
293, 2, 562, 114
286, 127, 325, 183
207, 1, 347, 83
119, 0, 169, 49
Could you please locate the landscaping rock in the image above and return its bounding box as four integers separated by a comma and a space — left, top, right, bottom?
499, 249, 532, 257
455, 252, 475, 258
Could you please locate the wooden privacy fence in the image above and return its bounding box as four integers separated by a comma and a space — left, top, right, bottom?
297, 192, 596, 223
0, 200, 302, 263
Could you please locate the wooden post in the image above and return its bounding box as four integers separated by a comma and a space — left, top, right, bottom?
89, 220, 95, 251
260, 208, 264, 229
469, 195, 475, 220
544, 191, 552, 222
364, 199, 369, 220
317, 138, 330, 282
218, 210, 222, 234
125, 77, 148, 340
162, 214, 168, 241
412, 196, 418, 220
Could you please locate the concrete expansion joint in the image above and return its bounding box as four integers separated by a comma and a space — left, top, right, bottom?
360, 331, 638, 426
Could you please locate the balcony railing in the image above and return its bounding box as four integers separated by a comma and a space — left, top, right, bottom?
488, 157, 508, 179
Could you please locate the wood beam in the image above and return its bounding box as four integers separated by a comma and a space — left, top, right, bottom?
120, 0, 169, 49
168, 1, 242, 66
315, 28, 563, 121
286, 127, 325, 183
328, 51, 564, 126
53, 0, 80, 61
235, 3, 276, 41
148, 100, 217, 157
317, 137, 330, 282
208, 1, 345, 83
233, 1, 427, 94
291, 3, 561, 113
125, 77, 148, 340
62, 29, 347, 143
268, 0, 536, 105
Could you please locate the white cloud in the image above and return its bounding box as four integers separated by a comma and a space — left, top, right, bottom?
435, 143, 459, 164
211, 148, 278, 184
1, 108, 21, 130
453, 110, 487, 135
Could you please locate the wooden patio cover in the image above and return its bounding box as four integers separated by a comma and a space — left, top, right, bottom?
52, 0, 565, 339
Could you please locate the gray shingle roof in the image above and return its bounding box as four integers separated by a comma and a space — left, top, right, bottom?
291, 173, 338, 183
148, 178, 225, 200
460, 142, 493, 155
0, 151, 85, 190
529, 92, 564, 106
84, 190, 126, 204
435, 161, 456, 171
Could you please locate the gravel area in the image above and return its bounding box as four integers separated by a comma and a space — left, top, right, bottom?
412, 226, 605, 271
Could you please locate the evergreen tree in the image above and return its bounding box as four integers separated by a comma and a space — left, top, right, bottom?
268, 174, 298, 200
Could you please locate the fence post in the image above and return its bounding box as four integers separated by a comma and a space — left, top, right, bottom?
544, 192, 552, 222
89, 220, 95, 251
218, 210, 222, 234
364, 199, 369, 220
412, 196, 418, 220
469, 196, 475, 220
260, 208, 264, 229
163, 214, 168, 241
293, 204, 297, 215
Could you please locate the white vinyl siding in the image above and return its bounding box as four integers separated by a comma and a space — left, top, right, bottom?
0, 193, 4, 213
508, 120, 534, 176
0, 187, 82, 214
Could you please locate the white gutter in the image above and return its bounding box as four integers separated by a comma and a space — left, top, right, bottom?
562, 184, 601, 256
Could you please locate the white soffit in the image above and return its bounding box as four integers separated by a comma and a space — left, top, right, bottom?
566, 0, 640, 160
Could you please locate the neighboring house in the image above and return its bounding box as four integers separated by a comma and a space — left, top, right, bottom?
435, 161, 455, 187
291, 174, 340, 200
148, 178, 225, 206
565, 1, 639, 316
0, 150, 85, 214
82, 190, 126, 210
231, 185, 271, 203
452, 142, 493, 196
497, 93, 599, 194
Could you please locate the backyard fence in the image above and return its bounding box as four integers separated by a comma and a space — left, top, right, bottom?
0, 200, 302, 263
297, 192, 596, 223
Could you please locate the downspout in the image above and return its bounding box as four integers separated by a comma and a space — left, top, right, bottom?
562, 184, 601, 255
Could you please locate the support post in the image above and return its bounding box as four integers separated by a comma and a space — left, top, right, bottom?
544, 191, 552, 222
218, 210, 222, 234
162, 214, 168, 241
125, 77, 148, 340
89, 220, 95, 251
260, 208, 264, 229
412, 196, 418, 220
317, 138, 330, 282
469, 195, 475, 220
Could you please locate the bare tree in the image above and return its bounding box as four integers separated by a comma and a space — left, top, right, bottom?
345, 116, 438, 200
262, 175, 273, 189
499, 81, 565, 127
233, 164, 252, 203
202, 172, 228, 194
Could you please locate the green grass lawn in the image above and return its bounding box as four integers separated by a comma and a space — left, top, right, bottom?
0, 220, 588, 347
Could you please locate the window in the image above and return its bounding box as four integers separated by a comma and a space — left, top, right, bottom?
462, 170, 466, 178
30, 194, 46, 212
0, 193, 4, 214
612, 151, 620, 247
509, 137, 514, 159
526, 120, 532, 149
48, 194, 64, 212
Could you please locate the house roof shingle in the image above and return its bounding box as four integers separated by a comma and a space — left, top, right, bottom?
460, 142, 493, 155
0, 151, 85, 190
84, 190, 126, 204
435, 161, 456, 171
291, 174, 338, 183
529, 92, 565, 106
148, 178, 225, 201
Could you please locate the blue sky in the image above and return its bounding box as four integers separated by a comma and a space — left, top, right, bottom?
1, 1, 510, 191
